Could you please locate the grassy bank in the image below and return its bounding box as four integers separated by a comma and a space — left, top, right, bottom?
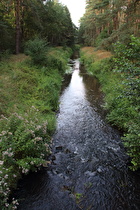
0, 47, 72, 209
80, 38, 140, 171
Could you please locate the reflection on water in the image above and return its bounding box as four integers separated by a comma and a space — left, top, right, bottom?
70, 70, 85, 93
16, 59, 140, 210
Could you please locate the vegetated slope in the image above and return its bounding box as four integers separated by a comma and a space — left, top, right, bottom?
0, 47, 72, 209
80, 35, 140, 171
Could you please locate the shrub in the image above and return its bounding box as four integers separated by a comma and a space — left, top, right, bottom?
25, 38, 48, 65
47, 47, 72, 74
0, 106, 51, 209
80, 36, 140, 170
112, 36, 140, 170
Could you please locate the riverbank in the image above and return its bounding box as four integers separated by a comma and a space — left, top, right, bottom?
15, 58, 140, 210
0, 47, 72, 209
80, 41, 140, 172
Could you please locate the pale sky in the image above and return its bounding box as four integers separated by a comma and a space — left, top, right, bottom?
59, 0, 86, 27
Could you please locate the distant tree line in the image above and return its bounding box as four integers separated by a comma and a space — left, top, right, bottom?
0, 0, 76, 54
78, 0, 140, 49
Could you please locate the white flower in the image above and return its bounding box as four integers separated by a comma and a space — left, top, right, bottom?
5, 203, 9, 207
0, 161, 4, 166
35, 137, 42, 141
17, 115, 23, 120
1, 115, 8, 120
8, 152, 14, 157
4, 174, 8, 179
1, 131, 7, 135
2, 151, 8, 156
36, 125, 41, 130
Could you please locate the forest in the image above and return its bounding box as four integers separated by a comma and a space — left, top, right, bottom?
79, 0, 140, 49
0, 0, 140, 209
0, 0, 76, 55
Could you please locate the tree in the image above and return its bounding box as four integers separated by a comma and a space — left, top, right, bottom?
0, 0, 15, 53
41, 1, 75, 46
79, 0, 140, 48
0, 0, 75, 54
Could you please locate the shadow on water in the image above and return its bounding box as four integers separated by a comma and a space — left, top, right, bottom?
80, 63, 106, 117
16, 59, 140, 210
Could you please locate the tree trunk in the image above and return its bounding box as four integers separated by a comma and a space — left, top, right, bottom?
15, 0, 21, 54
113, 13, 119, 30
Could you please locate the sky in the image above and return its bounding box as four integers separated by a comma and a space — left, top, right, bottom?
59, 0, 86, 27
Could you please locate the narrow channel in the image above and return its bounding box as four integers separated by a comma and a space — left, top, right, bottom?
17, 59, 140, 210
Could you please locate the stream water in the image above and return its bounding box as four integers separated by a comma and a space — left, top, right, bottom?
17, 59, 140, 210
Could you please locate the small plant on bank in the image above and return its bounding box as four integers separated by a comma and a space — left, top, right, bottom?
25, 38, 48, 65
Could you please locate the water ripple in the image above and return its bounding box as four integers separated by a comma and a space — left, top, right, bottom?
17, 59, 140, 210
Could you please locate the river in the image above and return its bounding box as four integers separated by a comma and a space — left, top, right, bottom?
16, 59, 140, 210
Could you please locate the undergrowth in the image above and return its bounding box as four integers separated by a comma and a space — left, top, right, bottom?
0, 43, 72, 209
80, 35, 140, 171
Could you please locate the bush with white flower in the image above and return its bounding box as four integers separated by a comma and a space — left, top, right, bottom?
0, 106, 52, 209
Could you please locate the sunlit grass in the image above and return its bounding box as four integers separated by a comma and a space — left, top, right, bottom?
81, 47, 112, 61
9, 54, 30, 63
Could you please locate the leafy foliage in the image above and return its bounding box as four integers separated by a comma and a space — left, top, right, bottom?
42, 1, 75, 47
0, 47, 72, 209
0, 107, 51, 209
0, 0, 76, 54
25, 38, 48, 65
80, 36, 140, 171
79, 0, 140, 48
112, 36, 140, 170
47, 47, 72, 74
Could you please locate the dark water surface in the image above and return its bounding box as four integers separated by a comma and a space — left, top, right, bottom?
17, 59, 140, 210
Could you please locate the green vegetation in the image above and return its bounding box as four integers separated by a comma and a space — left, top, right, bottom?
78, 0, 140, 49
0, 0, 76, 55
75, 193, 83, 203
24, 38, 49, 65
80, 35, 140, 171
0, 0, 139, 208
0, 45, 72, 209
0, 0, 75, 207
79, 1, 140, 171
